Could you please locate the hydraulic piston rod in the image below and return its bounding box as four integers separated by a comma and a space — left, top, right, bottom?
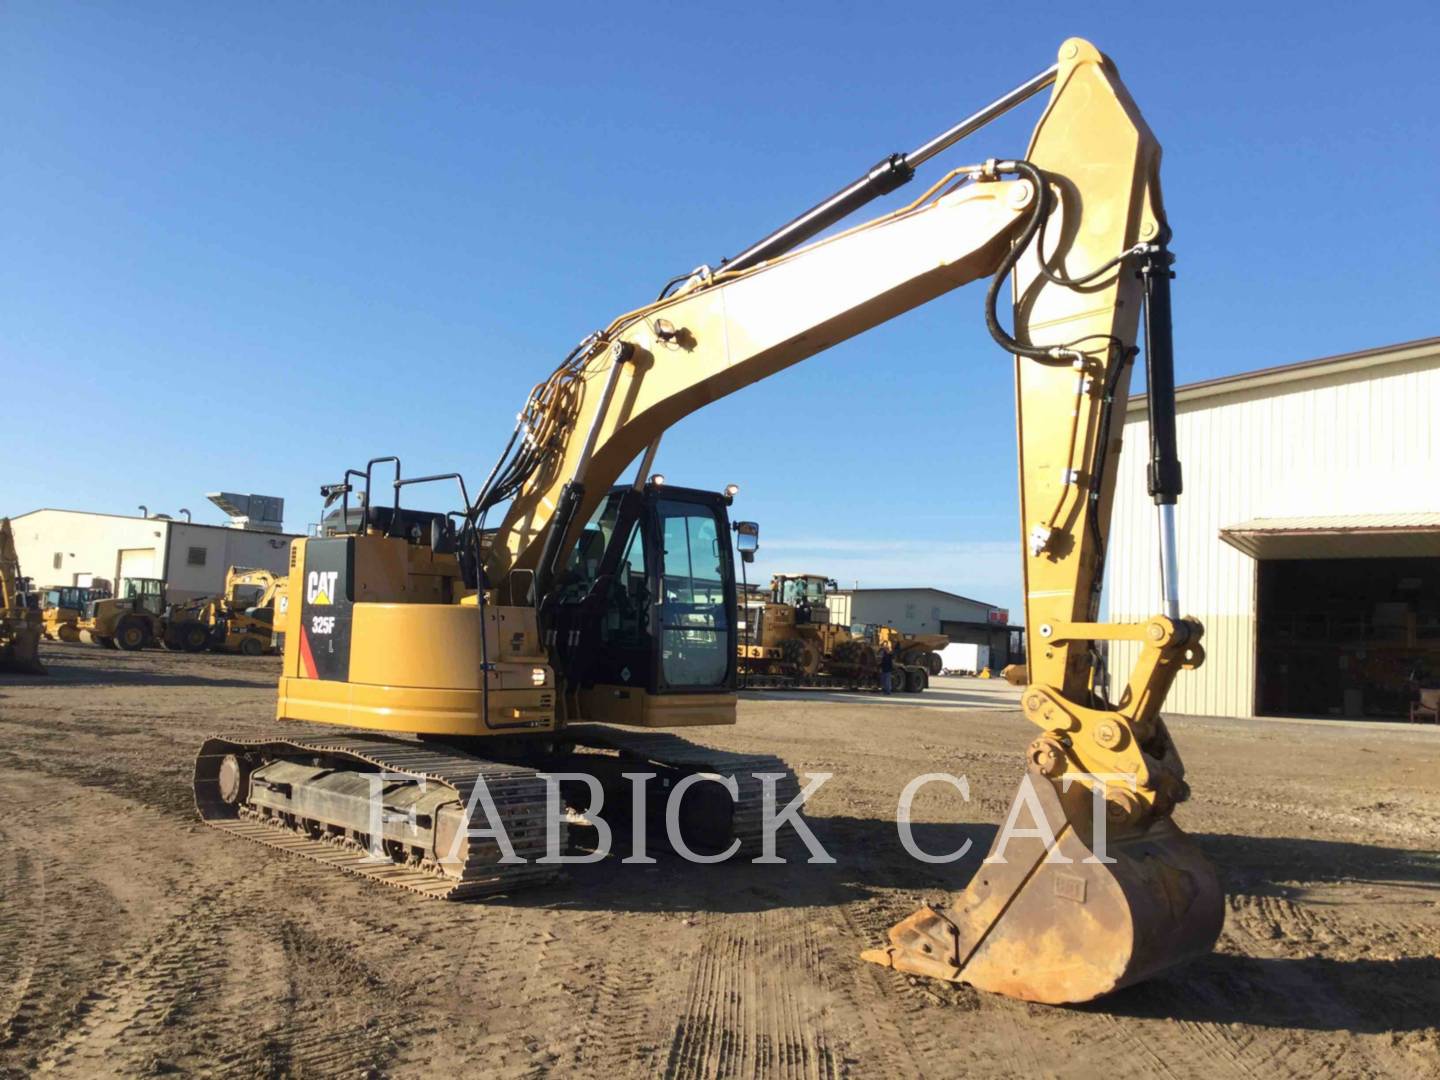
720, 64, 1058, 275
1140, 245, 1184, 619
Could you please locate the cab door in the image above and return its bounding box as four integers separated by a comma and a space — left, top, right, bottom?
654, 497, 735, 692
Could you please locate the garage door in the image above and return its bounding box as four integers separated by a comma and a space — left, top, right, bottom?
1255, 556, 1440, 720
117, 547, 157, 590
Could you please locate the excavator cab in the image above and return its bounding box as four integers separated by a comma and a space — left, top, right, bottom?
549, 481, 738, 710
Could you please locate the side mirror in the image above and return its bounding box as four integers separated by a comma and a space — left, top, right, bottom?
734, 521, 759, 563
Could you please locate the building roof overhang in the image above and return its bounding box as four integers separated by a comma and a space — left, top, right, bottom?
1219, 513, 1440, 560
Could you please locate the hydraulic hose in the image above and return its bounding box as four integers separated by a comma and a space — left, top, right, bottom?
982, 160, 1065, 363
982, 158, 1150, 364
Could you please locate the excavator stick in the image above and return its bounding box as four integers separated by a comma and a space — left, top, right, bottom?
862, 767, 1222, 1004
859, 40, 1224, 1003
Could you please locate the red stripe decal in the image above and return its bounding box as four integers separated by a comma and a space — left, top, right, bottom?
298, 625, 319, 679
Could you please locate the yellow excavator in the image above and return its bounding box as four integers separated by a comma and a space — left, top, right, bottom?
195, 39, 1221, 1004
1, 519, 45, 674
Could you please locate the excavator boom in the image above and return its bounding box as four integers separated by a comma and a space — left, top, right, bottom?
486, 174, 1029, 590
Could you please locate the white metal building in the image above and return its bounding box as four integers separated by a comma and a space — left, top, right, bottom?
1106, 337, 1440, 720
10, 509, 298, 602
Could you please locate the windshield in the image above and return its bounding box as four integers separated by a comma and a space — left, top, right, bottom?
779, 577, 828, 606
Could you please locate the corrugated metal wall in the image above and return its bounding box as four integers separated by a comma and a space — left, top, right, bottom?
1105, 343, 1440, 717
839, 589, 994, 634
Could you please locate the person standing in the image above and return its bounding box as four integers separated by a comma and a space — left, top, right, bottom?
880, 643, 895, 695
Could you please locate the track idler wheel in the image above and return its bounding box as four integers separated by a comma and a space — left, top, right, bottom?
862, 766, 1223, 1004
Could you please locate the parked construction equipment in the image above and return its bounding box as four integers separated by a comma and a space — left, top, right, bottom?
41, 585, 110, 643
194, 39, 1219, 1004
80, 578, 208, 652
871, 624, 948, 677
167, 567, 284, 655
737, 574, 937, 691
1, 519, 44, 674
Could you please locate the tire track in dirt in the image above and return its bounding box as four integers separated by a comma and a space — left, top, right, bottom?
661, 908, 843, 1079
0, 849, 42, 1043
830, 897, 939, 1077
241, 918, 397, 1077
33, 894, 228, 1075
0, 848, 127, 1075
0, 759, 399, 1077
31, 892, 400, 1078
568, 953, 661, 1077
1090, 889, 1440, 1080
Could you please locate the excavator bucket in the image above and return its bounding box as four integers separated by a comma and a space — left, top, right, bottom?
863, 767, 1223, 1004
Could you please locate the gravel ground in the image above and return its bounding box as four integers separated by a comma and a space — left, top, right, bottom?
1, 643, 1437, 1078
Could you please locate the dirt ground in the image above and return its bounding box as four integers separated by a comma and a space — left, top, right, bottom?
1, 644, 1437, 1079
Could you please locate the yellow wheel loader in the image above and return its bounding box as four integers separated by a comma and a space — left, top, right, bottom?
0, 519, 44, 674
41, 585, 111, 643
195, 39, 1221, 1004
218, 567, 284, 656
81, 578, 211, 652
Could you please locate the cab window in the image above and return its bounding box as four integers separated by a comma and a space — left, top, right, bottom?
600, 519, 650, 648
562, 493, 625, 598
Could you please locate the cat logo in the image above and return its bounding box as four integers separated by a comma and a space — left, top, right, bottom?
306, 570, 339, 606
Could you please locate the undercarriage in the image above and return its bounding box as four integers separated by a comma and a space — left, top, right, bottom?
194, 726, 802, 898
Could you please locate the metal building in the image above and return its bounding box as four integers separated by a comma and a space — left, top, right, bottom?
10, 507, 298, 603
1106, 337, 1440, 720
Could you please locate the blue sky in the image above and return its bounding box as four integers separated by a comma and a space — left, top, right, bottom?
5, 3, 1437, 619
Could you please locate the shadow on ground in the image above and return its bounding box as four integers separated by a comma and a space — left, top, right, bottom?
508, 817, 1440, 917
1196, 832, 1440, 896
502, 816, 998, 915
1101, 952, 1440, 1033
0, 649, 272, 690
